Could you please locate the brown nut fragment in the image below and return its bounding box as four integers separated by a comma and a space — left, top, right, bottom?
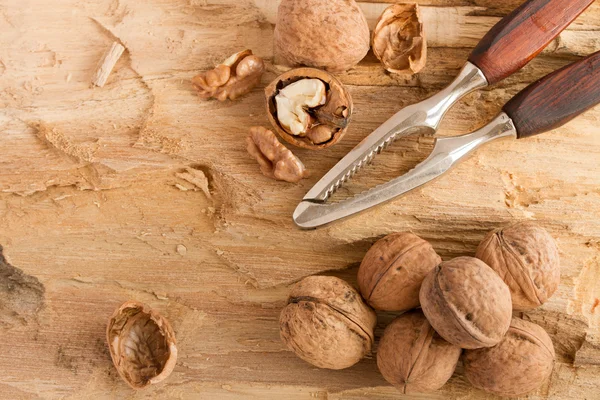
192, 49, 265, 101
274, 0, 370, 72
377, 311, 462, 394
106, 301, 177, 389
279, 276, 377, 370
464, 318, 555, 397
476, 222, 560, 310
357, 232, 441, 311
419, 257, 512, 349
266, 68, 352, 149
372, 4, 426, 75
247, 126, 309, 183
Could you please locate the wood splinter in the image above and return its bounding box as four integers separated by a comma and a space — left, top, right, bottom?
92, 42, 125, 87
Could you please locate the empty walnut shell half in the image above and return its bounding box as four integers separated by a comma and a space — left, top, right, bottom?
107, 301, 177, 389
420, 257, 512, 349
372, 4, 426, 74
279, 276, 377, 369
464, 318, 555, 397
266, 68, 352, 150
476, 222, 560, 310
377, 311, 462, 394
358, 232, 441, 311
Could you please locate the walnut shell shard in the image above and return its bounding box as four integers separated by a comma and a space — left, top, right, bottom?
419, 257, 512, 349
372, 4, 427, 74
464, 318, 555, 397
357, 232, 441, 311
377, 311, 462, 394
107, 301, 177, 389
266, 68, 352, 150
274, 0, 370, 72
476, 222, 560, 310
279, 276, 377, 369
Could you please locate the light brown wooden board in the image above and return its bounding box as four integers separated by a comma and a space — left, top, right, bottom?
0, 0, 599, 398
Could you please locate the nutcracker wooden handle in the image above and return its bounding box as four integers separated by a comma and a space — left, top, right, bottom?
468, 0, 594, 85
503, 51, 600, 139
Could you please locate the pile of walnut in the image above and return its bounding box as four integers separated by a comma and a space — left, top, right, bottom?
280, 221, 560, 397
191, 2, 426, 183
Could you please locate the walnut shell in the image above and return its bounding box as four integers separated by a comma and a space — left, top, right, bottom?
419, 257, 512, 349
274, 0, 370, 72
476, 222, 560, 310
357, 232, 441, 311
464, 318, 555, 397
266, 68, 352, 150
372, 4, 427, 74
107, 301, 177, 389
377, 311, 462, 394
279, 276, 377, 369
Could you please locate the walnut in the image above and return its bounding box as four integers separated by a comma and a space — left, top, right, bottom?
266, 68, 352, 149
464, 318, 555, 397
192, 49, 265, 101
106, 301, 177, 389
377, 311, 462, 394
372, 4, 427, 75
357, 232, 441, 311
274, 0, 370, 72
279, 276, 377, 370
476, 222, 560, 310
247, 126, 309, 183
419, 257, 512, 349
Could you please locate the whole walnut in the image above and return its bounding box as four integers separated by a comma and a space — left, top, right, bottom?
279, 276, 377, 369
107, 301, 177, 389
464, 318, 555, 397
420, 257, 512, 349
377, 311, 462, 394
476, 222, 560, 310
274, 0, 370, 72
357, 232, 441, 311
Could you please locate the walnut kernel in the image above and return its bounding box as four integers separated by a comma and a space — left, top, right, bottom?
192, 49, 265, 101
247, 126, 309, 183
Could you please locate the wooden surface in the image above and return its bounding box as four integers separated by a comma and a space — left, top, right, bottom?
0, 0, 599, 398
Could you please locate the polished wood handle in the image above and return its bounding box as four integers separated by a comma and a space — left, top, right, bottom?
503, 51, 600, 139
469, 0, 595, 85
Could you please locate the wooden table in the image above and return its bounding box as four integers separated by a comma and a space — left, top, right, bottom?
0, 0, 599, 398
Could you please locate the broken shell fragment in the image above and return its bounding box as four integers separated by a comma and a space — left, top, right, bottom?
192, 49, 265, 101
372, 4, 427, 74
266, 68, 352, 149
106, 301, 177, 389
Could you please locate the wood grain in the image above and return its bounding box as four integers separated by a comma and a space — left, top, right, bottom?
468, 0, 596, 84
0, 0, 599, 399
504, 50, 600, 138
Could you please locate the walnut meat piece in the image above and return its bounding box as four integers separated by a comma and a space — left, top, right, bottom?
372, 4, 426, 75
274, 0, 370, 72
464, 318, 555, 397
266, 68, 352, 150
106, 301, 177, 389
377, 311, 462, 394
279, 276, 377, 370
247, 126, 308, 183
419, 257, 512, 349
476, 222, 560, 310
192, 49, 265, 101
357, 232, 441, 311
